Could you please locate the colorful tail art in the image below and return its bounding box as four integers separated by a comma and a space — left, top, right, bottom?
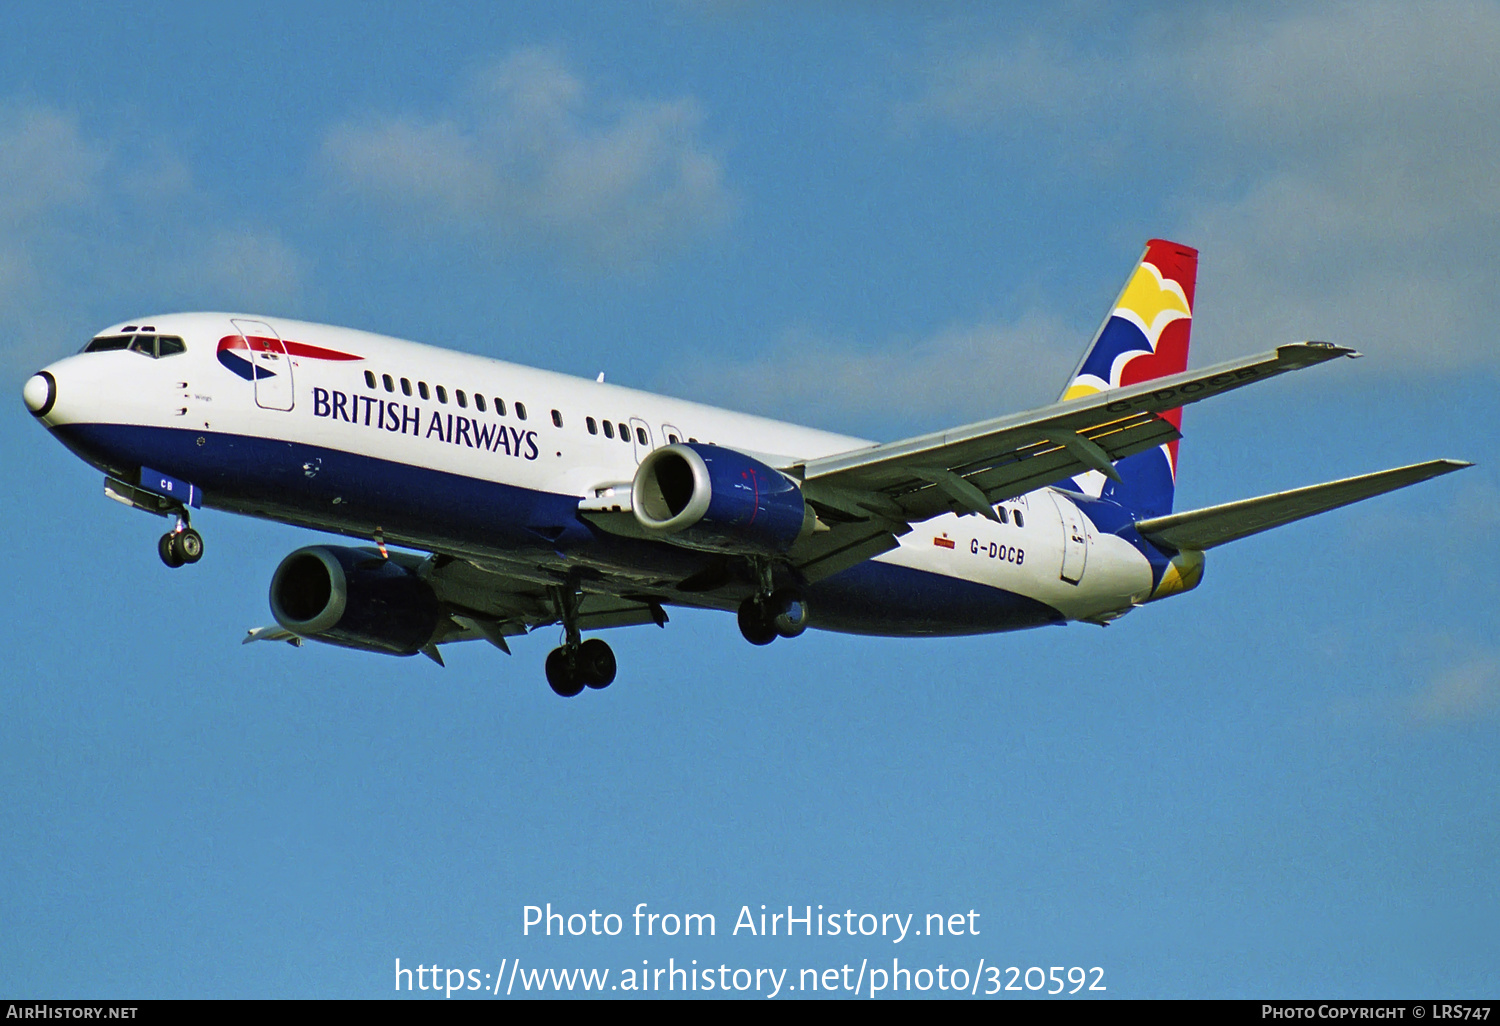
1058, 239, 1198, 518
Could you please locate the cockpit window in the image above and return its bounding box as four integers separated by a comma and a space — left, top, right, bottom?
83, 333, 187, 358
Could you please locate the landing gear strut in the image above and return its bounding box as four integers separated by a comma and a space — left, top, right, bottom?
736, 559, 809, 646
544, 581, 617, 697
158, 512, 203, 568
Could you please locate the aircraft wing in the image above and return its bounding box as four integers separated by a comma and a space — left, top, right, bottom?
787, 342, 1357, 582
1132, 459, 1471, 550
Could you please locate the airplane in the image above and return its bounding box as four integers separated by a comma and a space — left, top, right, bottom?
21, 239, 1469, 696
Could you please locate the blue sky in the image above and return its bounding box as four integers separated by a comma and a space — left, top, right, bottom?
2, 1, 1496, 999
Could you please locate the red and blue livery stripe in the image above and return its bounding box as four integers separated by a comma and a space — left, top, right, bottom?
217, 334, 363, 381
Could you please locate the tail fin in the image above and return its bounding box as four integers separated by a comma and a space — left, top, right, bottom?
1058, 238, 1198, 518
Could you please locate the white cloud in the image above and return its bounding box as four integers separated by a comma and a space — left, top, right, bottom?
0, 107, 107, 223
1409, 653, 1500, 725
663, 311, 1078, 435
0, 103, 306, 371
899, 35, 1091, 128
169, 229, 309, 310
1184, 1, 1500, 156
1323, 644, 1500, 731
0, 107, 107, 369
321, 48, 734, 270
902, 2, 1500, 372
1177, 2, 1500, 368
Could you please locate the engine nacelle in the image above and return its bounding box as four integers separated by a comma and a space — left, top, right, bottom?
269, 545, 441, 656
631, 443, 814, 554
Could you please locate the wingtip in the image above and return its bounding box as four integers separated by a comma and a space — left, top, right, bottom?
1317, 341, 1361, 358
1276, 341, 1361, 366
1308, 341, 1363, 359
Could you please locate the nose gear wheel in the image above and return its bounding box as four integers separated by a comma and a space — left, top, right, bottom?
158, 523, 204, 568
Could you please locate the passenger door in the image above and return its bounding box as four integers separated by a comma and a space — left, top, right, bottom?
231, 318, 294, 411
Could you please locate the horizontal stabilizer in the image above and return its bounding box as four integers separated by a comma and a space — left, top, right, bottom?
1134, 459, 1471, 550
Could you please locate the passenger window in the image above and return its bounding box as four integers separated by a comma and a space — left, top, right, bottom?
475, 395, 487, 413
129, 335, 157, 358
551, 409, 563, 428
83, 335, 131, 353
494, 398, 506, 416
618, 423, 629, 442
382, 374, 395, 392
996, 507, 1009, 525
515, 402, 527, 420
602, 420, 615, 439
436, 386, 448, 404
1014, 511, 1025, 528
418, 381, 430, 400
364, 370, 377, 389
157, 336, 186, 357
586, 417, 597, 435
401, 378, 412, 396
636, 426, 647, 445
456, 389, 468, 408
667, 433, 679, 443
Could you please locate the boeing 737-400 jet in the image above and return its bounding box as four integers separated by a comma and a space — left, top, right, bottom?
22, 240, 1469, 695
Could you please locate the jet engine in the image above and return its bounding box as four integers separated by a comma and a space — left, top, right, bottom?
631, 443, 814, 554
269, 545, 441, 656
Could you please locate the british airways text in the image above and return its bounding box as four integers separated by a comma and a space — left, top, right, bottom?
312, 387, 539, 460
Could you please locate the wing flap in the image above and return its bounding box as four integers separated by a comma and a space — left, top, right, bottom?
790, 522, 908, 584
1135, 459, 1472, 550
428, 558, 670, 643
891, 411, 1182, 522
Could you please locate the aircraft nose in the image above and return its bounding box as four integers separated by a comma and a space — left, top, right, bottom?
23, 371, 57, 417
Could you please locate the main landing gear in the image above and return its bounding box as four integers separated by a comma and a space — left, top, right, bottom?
737, 589, 809, 645
545, 638, 617, 698
736, 559, 809, 646
158, 513, 204, 569
544, 581, 617, 698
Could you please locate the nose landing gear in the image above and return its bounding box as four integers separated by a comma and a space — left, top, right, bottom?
158, 514, 203, 568
101, 473, 206, 569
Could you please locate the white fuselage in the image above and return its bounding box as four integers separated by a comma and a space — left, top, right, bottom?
31, 313, 1158, 634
